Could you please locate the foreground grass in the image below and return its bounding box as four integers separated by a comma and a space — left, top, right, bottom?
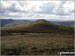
1, 33, 74, 55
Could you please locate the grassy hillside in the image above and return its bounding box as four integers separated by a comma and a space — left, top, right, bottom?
1, 19, 74, 34
4, 20, 30, 27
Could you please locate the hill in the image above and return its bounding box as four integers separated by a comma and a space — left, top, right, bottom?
53, 20, 74, 26
0, 19, 14, 27
1, 19, 74, 34
0, 19, 32, 27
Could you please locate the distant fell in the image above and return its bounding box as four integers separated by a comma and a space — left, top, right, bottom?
1, 19, 32, 27
54, 20, 74, 26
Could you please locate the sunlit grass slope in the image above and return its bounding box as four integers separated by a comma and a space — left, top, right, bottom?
1, 19, 74, 34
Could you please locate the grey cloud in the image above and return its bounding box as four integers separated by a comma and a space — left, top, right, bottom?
36, 2, 71, 16
37, 1, 74, 16
54, 1, 73, 16
0, 2, 29, 18
71, 10, 75, 13
38, 3, 56, 14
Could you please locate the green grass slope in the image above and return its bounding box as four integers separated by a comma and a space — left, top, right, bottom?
1, 19, 74, 34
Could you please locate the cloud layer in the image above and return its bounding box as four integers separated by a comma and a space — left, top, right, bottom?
0, 0, 75, 21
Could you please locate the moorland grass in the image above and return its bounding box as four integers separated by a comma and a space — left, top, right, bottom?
1, 33, 74, 55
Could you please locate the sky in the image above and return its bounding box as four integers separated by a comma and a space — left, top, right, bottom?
0, 0, 75, 21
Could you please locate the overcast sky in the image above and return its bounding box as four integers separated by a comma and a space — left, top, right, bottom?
0, 0, 75, 21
